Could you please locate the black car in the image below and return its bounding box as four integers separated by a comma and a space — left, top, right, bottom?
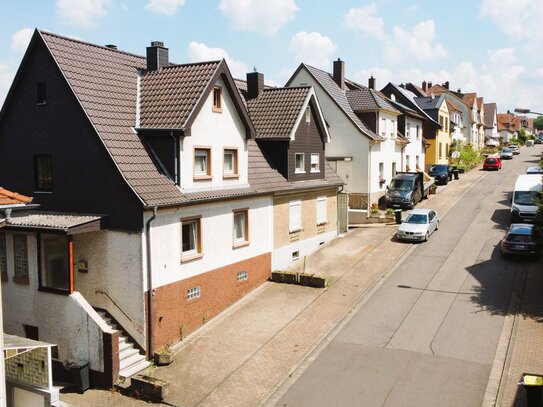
500, 223, 541, 258
428, 164, 453, 185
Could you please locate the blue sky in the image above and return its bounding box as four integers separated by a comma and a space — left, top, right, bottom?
1, 0, 543, 113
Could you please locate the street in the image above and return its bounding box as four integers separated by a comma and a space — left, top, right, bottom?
274, 146, 543, 406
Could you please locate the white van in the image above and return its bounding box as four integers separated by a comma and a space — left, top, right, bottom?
511, 174, 542, 222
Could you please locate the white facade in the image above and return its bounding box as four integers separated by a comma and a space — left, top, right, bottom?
403, 118, 425, 171
273, 230, 336, 270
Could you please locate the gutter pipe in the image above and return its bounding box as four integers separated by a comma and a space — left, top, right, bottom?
145, 206, 157, 359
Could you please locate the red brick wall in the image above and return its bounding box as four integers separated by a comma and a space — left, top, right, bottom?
151, 252, 271, 349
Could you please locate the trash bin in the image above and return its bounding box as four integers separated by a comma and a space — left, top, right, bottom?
394, 209, 402, 224
520, 374, 543, 407
69, 361, 90, 393
453, 169, 459, 180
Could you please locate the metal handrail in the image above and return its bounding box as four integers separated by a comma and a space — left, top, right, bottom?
95, 290, 137, 328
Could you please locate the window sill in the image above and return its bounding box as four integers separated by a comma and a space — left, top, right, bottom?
294, 171, 306, 174
193, 175, 212, 181
223, 174, 239, 179
212, 107, 222, 113
38, 286, 70, 295
289, 228, 303, 234
316, 221, 327, 226
233, 240, 249, 249
36, 102, 47, 106
13, 276, 29, 285
34, 190, 53, 194
181, 252, 203, 263
310, 169, 321, 173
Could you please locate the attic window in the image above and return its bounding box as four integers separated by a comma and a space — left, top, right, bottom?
37, 82, 46, 105
194, 147, 212, 180
305, 106, 311, 123
213, 87, 222, 112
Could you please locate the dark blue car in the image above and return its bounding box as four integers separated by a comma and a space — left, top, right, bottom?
429, 164, 453, 185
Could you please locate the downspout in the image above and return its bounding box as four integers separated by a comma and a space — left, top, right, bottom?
336, 185, 344, 234
145, 206, 157, 359
368, 141, 378, 213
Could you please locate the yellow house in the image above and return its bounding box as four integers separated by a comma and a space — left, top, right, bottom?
414, 94, 450, 167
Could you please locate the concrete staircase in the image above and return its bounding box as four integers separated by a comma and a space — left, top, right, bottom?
95, 310, 150, 378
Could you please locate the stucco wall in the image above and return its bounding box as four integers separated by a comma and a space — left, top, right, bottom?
73, 230, 145, 347
1, 232, 113, 372
180, 77, 248, 190
403, 118, 425, 171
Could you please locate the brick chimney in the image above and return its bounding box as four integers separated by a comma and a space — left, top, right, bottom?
368, 75, 376, 90
146, 41, 169, 71
246, 71, 264, 100
422, 81, 427, 92
443, 81, 449, 89
427, 81, 433, 89
333, 58, 345, 90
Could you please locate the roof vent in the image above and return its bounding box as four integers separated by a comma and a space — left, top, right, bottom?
105, 44, 117, 50
151, 41, 164, 47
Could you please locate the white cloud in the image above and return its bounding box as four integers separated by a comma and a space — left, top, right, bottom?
480, 0, 543, 40
0, 63, 17, 108
288, 31, 336, 70
11, 28, 33, 54
386, 20, 447, 62
351, 67, 393, 89
343, 4, 385, 39
219, 0, 298, 35
145, 0, 185, 15
56, 0, 111, 27
187, 42, 248, 79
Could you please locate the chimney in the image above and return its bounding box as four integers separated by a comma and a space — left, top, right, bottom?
368, 75, 376, 90
246, 71, 264, 100
427, 81, 433, 89
457, 88, 462, 93
422, 81, 427, 92
333, 58, 345, 90
105, 44, 117, 50
444, 81, 449, 89
146, 41, 169, 71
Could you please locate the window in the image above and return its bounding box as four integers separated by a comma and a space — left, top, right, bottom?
223, 148, 238, 178
381, 118, 386, 138
406, 123, 410, 139
289, 200, 302, 233
406, 155, 411, 171
39, 234, 70, 291
379, 162, 384, 179
439, 115, 443, 127
416, 124, 420, 139
317, 196, 327, 225
34, 155, 53, 192
439, 142, 443, 159
310, 153, 320, 172
213, 87, 222, 112
13, 234, 28, 284
194, 148, 211, 178
390, 120, 395, 139
0, 233, 6, 281
233, 209, 249, 246
392, 162, 397, 177
305, 106, 311, 123
37, 82, 46, 104
181, 217, 202, 260
295, 153, 305, 173
187, 286, 201, 300
445, 118, 449, 132
416, 156, 420, 169
236, 270, 248, 281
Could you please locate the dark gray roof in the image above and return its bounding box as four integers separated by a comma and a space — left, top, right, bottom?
290, 64, 383, 141
381, 83, 440, 127
387, 98, 426, 120
346, 88, 399, 113
246, 87, 311, 139
413, 95, 445, 110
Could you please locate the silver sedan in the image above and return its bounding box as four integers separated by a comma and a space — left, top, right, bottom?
396, 208, 439, 242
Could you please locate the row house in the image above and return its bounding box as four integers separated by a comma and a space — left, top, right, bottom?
0, 30, 342, 386
497, 113, 521, 143
483, 103, 500, 146
462, 93, 485, 149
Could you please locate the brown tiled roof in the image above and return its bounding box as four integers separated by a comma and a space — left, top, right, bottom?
0, 188, 33, 206
497, 113, 521, 132
346, 87, 399, 113
246, 87, 311, 139
426, 84, 447, 95
446, 100, 461, 113
40, 30, 184, 207
139, 61, 220, 129
484, 103, 497, 128
476, 97, 484, 110
463, 93, 477, 107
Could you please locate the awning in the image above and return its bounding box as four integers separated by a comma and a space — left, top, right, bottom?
3, 211, 106, 235
3, 333, 54, 359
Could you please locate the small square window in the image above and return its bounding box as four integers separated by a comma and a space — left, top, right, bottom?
233, 209, 249, 246
37, 82, 46, 105
194, 148, 211, 179
236, 270, 248, 281
187, 286, 201, 300
213, 87, 222, 112
295, 153, 305, 173
34, 155, 53, 192
223, 148, 238, 178
310, 153, 320, 172
181, 217, 202, 260
292, 251, 300, 260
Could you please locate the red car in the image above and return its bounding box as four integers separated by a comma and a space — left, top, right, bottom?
483, 156, 502, 170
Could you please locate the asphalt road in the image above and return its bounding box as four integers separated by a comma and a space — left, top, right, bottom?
275, 146, 543, 407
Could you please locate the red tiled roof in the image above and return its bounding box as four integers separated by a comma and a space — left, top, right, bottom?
463, 93, 477, 107
446, 100, 461, 113
0, 188, 33, 206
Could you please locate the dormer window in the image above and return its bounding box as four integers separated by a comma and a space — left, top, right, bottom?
213, 87, 222, 112
295, 153, 305, 173
223, 148, 238, 178
37, 82, 46, 105
310, 153, 320, 172
194, 147, 211, 180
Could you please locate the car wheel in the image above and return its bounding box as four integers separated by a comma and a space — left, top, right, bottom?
435, 221, 439, 231
424, 232, 429, 242
444, 179, 448, 185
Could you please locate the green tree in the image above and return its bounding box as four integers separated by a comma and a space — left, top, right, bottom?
534, 116, 543, 130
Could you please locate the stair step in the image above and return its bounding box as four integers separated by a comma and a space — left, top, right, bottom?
119, 347, 139, 361
119, 339, 131, 352
119, 359, 150, 379
120, 352, 146, 371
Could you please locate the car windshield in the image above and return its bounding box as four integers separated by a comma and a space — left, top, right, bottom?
389, 179, 413, 191
429, 165, 447, 172
486, 159, 497, 164
405, 214, 428, 224
513, 191, 540, 205
502, 148, 512, 153
507, 234, 532, 243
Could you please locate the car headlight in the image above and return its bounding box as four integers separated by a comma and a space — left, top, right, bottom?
511, 204, 520, 212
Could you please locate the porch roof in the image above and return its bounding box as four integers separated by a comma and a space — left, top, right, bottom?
4, 211, 105, 235
4, 333, 54, 360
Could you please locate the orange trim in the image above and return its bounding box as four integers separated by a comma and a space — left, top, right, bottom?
69, 238, 74, 294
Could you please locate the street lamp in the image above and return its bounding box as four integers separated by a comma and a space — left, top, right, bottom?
514, 108, 543, 115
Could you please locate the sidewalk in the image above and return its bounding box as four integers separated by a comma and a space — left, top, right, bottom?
59, 167, 488, 407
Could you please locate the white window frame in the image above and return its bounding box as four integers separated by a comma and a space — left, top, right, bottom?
310, 153, 320, 173
295, 153, 305, 173
236, 270, 248, 281
289, 199, 302, 233
316, 196, 327, 225
181, 217, 202, 260
187, 286, 201, 300
233, 209, 249, 246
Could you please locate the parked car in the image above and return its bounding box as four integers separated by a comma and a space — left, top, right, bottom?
396, 208, 439, 242
483, 156, 502, 171
500, 223, 541, 258
526, 166, 543, 174
535, 138, 542, 144
428, 164, 453, 185
508, 144, 520, 154
500, 148, 513, 160
526, 140, 534, 147
385, 172, 434, 209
